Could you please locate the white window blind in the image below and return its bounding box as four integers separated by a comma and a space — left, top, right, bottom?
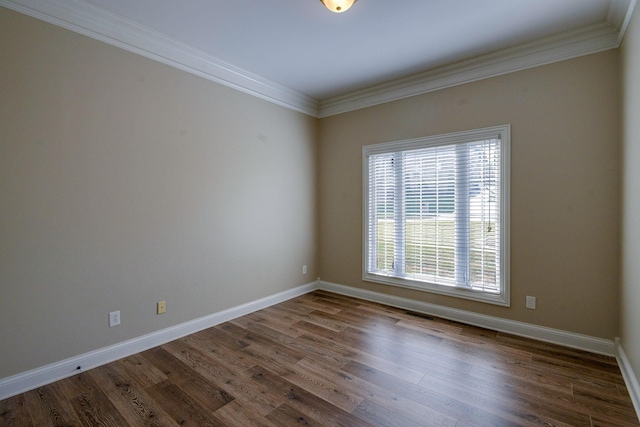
363, 125, 510, 306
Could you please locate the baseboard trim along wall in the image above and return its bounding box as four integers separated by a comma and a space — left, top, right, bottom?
0, 282, 317, 401
616, 339, 640, 422
1, 279, 634, 409
317, 280, 617, 356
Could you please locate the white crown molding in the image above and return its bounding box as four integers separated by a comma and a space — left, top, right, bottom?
616, 339, 640, 422
318, 281, 616, 357
0, 281, 317, 401
0, 0, 319, 117
609, 0, 633, 29
318, 22, 621, 117
319, 0, 636, 117
0, 0, 636, 118
616, 0, 639, 44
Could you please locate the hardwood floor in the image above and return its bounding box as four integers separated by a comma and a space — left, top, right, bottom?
1, 290, 638, 426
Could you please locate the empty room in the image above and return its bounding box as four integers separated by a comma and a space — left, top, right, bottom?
1, 0, 640, 425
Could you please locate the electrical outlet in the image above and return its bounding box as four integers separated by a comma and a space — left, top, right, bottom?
157, 301, 166, 314
302, 265, 307, 275
109, 310, 121, 327
526, 296, 536, 310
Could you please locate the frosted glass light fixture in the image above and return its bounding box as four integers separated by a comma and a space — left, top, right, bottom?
320, 0, 358, 13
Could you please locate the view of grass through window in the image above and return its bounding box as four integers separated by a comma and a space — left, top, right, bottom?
376, 219, 498, 291
364, 125, 509, 304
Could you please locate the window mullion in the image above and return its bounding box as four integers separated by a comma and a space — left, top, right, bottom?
455, 143, 470, 287
394, 152, 406, 277
367, 156, 377, 273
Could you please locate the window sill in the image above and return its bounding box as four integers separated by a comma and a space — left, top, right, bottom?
363, 272, 510, 307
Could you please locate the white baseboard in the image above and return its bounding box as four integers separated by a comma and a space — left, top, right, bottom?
616, 340, 640, 422
318, 280, 616, 356
1, 279, 629, 406
0, 282, 317, 401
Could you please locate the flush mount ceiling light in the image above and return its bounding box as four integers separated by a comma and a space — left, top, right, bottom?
320, 0, 358, 13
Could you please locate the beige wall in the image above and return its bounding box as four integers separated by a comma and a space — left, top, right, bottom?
0, 3, 630, 385
621, 4, 640, 385
0, 8, 318, 379
318, 51, 621, 339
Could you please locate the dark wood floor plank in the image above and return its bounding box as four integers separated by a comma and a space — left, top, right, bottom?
213, 400, 279, 427
532, 352, 627, 385
351, 351, 426, 384
244, 311, 306, 338
194, 324, 251, 352
164, 338, 285, 415
266, 403, 326, 427
89, 361, 177, 426
239, 343, 300, 376
469, 361, 575, 393
620, 382, 632, 396
295, 320, 430, 380
352, 398, 433, 427
248, 365, 375, 427
386, 321, 451, 346
592, 413, 640, 427
114, 353, 169, 390
437, 333, 534, 366
217, 321, 306, 362
283, 359, 364, 412
417, 362, 592, 426
312, 290, 386, 311
341, 360, 521, 427
284, 295, 342, 314
460, 363, 612, 426
70, 388, 131, 427
297, 310, 349, 332
268, 300, 317, 316
459, 324, 499, 339
178, 331, 257, 373
140, 347, 235, 413
573, 381, 635, 405
328, 326, 406, 362
145, 381, 225, 427
310, 294, 361, 311
294, 355, 458, 426
569, 382, 640, 423
58, 372, 102, 401
389, 316, 464, 336
0, 394, 34, 427
250, 319, 356, 366
327, 307, 403, 334
496, 332, 619, 367
333, 313, 445, 349
24, 383, 83, 427
398, 350, 474, 376
443, 357, 604, 427
2, 290, 638, 426
259, 305, 304, 324
226, 322, 308, 365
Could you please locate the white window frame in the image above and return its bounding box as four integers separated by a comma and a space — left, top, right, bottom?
362, 125, 511, 306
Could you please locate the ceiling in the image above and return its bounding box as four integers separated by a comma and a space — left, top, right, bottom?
1, 0, 636, 116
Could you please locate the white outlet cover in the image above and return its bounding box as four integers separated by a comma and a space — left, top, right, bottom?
526, 296, 536, 309
109, 310, 121, 327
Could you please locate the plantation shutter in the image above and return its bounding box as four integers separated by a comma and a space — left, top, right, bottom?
366, 136, 502, 294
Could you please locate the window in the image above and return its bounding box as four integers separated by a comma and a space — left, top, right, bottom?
363, 125, 510, 306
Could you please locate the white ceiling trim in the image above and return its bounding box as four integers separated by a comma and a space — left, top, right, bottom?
1, 0, 635, 118
614, 0, 638, 44
0, 0, 319, 116
318, 22, 621, 117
